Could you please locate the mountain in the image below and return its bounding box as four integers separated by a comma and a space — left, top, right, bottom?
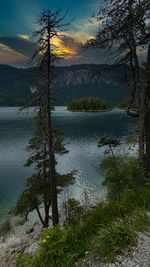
0, 64, 131, 106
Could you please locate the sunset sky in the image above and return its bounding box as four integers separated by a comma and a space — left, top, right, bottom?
0, 0, 109, 67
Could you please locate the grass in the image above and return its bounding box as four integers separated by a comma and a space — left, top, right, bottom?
121, 188, 150, 212
16, 255, 34, 267
130, 211, 150, 232
91, 221, 137, 261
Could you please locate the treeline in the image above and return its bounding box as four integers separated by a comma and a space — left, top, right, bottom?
67, 97, 111, 111
0, 64, 131, 107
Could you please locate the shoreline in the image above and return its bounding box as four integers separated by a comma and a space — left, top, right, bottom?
67, 108, 112, 112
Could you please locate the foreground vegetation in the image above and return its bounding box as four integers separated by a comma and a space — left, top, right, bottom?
16, 156, 150, 267
67, 97, 112, 112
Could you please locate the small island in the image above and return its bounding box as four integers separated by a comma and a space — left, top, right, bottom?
67, 97, 112, 112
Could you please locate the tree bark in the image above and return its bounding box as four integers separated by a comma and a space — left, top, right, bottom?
46, 15, 59, 226
36, 207, 44, 226
43, 202, 50, 228
144, 45, 150, 176
128, 0, 145, 178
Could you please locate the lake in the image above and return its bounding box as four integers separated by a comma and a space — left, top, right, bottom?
0, 107, 136, 216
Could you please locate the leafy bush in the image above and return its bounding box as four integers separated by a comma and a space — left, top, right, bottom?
66, 221, 90, 256
34, 224, 85, 267
82, 201, 126, 235
16, 254, 33, 267
131, 211, 150, 232
0, 218, 11, 235
64, 198, 84, 223
100, 156, 141, 200
121, 188, 150, 213
92, 222, 137, 261
36, 225, 68, 266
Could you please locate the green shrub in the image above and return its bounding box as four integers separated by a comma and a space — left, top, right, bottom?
64, 198, 84, 223
121, 188, 150, 213
36, 225, 68, 266
16, 254, 33, 267
34, 224, 84, 267
66, 221, 89, 257
82, 201, 126, 235
92, 222, 137, 261
42, 225, 67, 254
131, 211, 150, 232
0, 218, 11, 235
100, 156, 141, 200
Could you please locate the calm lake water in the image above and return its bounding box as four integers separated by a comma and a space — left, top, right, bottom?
0, 107, 136, 216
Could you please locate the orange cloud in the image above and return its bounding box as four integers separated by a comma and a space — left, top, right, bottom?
0, 43, 27, 64
52, 36, 78, 59
0, 43, 14, 53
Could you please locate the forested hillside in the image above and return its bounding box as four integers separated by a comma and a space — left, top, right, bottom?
0, 64, 131, 106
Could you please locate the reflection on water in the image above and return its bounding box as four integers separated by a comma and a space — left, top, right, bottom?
0, 107, 136, 215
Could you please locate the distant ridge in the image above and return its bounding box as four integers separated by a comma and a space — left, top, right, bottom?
0, 64, 131, 106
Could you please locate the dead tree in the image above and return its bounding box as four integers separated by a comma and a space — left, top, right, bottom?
32, 9, 69, 225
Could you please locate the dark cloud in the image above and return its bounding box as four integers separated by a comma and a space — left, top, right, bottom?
58, 35, 111, 65
60, 35, 80, 49
0, 34, 146, 67
0, 36, 36, 57
0, 34, 115, 67
59, 35, 147, 66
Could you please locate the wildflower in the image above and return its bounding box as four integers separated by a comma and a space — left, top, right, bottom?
43, 239, 47, 244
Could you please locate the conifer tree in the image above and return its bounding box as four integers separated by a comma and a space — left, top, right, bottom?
31, 9, 69, 225
87, 0, 150, 180
15, 108, 74, 227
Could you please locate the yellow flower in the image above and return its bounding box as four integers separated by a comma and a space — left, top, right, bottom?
46, 235, 50, 239
43, 239, 47, 244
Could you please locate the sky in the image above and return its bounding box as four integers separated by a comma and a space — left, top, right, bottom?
0, 0, 108, 67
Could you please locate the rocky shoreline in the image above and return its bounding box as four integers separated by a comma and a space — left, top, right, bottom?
1, 218, 150, 267
0, 215, 43, 267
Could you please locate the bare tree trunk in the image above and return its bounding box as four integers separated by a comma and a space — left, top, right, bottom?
43, 202, 50, 228
47, 102, 59, 225
36, 207, 44, 226
139, 100, 146, 180
145, 45, 150, 176
128, 0, 145, 178
145, 109, 150, 174
46, 17, 59, 226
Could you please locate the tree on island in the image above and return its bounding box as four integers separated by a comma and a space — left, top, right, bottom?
67, 97, 111, 111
